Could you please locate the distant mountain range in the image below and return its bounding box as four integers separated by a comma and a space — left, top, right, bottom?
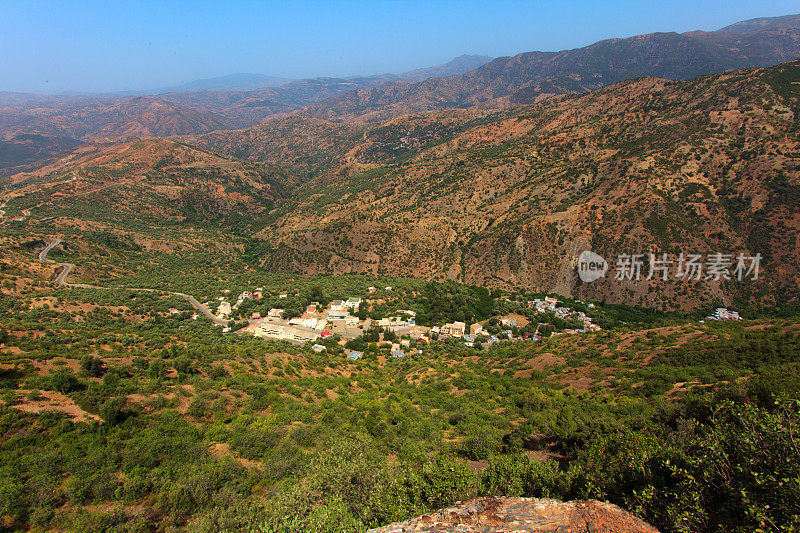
0, 54, 496, 171
145, 55, 494, 93
398, 54, 494, 82
1, 14, 799, 174
297, 14, 800, 122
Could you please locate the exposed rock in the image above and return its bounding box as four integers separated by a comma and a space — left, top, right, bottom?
367, 497, 659, 533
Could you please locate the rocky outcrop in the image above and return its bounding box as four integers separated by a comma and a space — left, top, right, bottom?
367, 497, 659, 533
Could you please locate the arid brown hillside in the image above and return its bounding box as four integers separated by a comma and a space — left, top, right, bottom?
187, 109, 496, 180
0, 133, 83, 177
242, 60, 800, 310
86, 97, 230, 140
7, 60, 800, 310
3, 138, 288, 224
180, 115, 365, 179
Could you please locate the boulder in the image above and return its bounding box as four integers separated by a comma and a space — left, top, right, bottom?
367, 497, 659, 533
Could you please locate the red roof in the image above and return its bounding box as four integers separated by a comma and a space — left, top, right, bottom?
320, 330, 332, 337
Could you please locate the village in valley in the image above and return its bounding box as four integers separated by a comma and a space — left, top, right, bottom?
203, 283, 613, 360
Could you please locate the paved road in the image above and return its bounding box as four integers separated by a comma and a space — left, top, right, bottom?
38, 239, 81, 285
39, 238, 228, 326
173, 292, 228, 325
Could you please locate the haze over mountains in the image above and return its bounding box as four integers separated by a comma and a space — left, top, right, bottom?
1, 15, 798, 150
144, 54, 494, 94
0, 54, 495, 174
148, 73, 295, 94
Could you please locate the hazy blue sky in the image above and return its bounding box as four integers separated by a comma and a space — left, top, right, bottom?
1, 0, 798, 93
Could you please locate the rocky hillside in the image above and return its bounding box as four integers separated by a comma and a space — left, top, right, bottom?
7, 59, 800, 309
367, 497, 659, 533
225, 60, 800, 310
298, 14, 800, 122
689, 13, 800, 65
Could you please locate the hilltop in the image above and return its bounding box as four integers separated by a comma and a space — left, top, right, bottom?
3, 138, 288, 225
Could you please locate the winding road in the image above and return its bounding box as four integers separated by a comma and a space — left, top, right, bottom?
39, 238, 228, 326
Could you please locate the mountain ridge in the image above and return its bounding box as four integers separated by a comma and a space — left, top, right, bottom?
2, 13, 799, 152
295, 15, 800, 122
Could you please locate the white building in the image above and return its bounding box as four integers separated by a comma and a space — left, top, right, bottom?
345, 297, 362, 310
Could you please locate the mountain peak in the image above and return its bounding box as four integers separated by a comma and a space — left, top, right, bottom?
399, 54, 494, 82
